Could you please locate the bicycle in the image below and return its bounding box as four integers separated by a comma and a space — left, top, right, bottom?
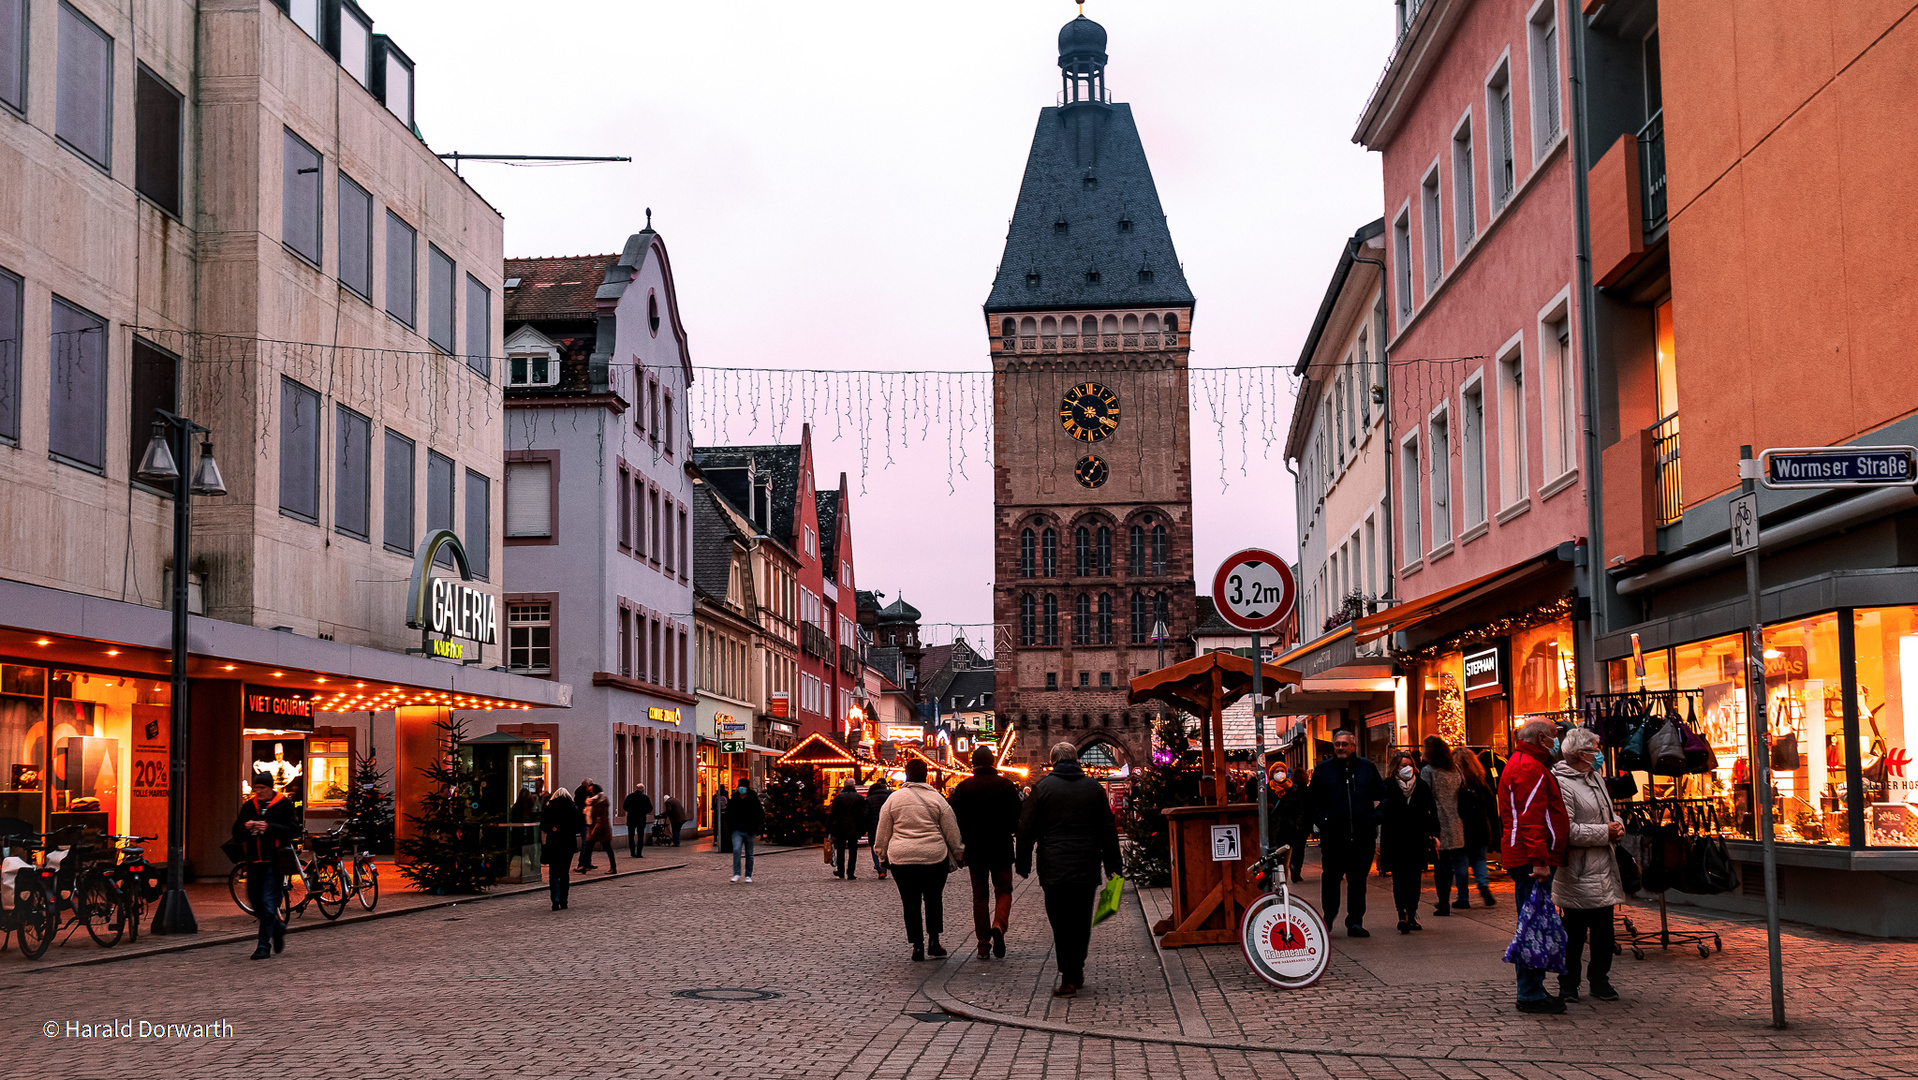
0, 831, 58, 960
1240, 844, 1331, 989
308, 827, 377, 913
38, 827, 125, 949
96, 835, 159, 945
228, 829, 346, 922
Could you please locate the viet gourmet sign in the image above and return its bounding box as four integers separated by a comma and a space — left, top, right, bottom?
1761, 445, 1917, 488
404, 530, 498, 658
243, 684, 320, 732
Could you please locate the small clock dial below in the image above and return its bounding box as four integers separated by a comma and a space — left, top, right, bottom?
1075, 455, 1110, 489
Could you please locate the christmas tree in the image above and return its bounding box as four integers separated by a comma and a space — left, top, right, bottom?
760, 764, 823, 846
1121, 713, 1203, 887
396, 716, 497, 894
343, 752, 395, 854
1435, 671, 1466, 746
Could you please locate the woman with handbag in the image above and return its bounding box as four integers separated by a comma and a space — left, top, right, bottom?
1551, 727, 1626, 1002
1380, 750, 1439, 934
874, 758, 965, 961
1421, 737, 1466, 916
1455, 750, 1498, 907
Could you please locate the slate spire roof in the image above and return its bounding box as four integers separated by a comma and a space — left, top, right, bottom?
984, 19, 1193, 314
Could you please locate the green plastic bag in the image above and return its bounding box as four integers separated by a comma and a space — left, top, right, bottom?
1092, 874, 1125, 926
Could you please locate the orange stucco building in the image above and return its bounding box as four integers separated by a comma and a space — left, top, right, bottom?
1583, 0, 1918, 935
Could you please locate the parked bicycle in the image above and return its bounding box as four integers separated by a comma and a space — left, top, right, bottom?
39, 827, 128, 948
95, 834, 160, 945
0, 830, 58, 960
228, 826, 348, 921
312, 828, 379, 912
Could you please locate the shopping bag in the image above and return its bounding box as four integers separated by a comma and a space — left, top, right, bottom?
1502, 881, 1567, 973
1092, 874, 1125, 927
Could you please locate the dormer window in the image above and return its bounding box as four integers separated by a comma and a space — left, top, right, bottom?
1118, 218, 1133, 232
338, 2, 373, 88
1083, 175, 1098, 191
1054, 220, 1069, 234
1026, 272, 1042, 288
373, 35, 414, 129
1085, 270, 1101, 285
504, 327, 562, 389
1137, 269, 1154, 283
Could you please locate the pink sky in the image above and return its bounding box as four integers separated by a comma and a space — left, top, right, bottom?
376, 1, 1391, 647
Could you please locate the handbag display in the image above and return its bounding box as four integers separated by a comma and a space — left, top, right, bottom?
1681, 832, 1738, 895
1771, 733, 1802, 772
1649, 715, 1689, 776
1607, 773, 1639, 800
1614, 844, 1642, 896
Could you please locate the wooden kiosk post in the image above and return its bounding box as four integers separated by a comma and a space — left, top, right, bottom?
1130, 651, 1300, 948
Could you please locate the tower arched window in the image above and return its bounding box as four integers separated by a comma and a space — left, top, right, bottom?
1041, 528, 1057, 577
1143, 313, 1160, 334
1000, 317, 1017, 348
1020, 593, 1036, 646
1154, 591, 1170, 632
1081, 315, 1098, 341
1097, 592, 1113, 644
1043, 594, 1059, 646
1074, 594, 1092, 645
1152, 524, 1168, 575
1020, 316, 1038, 349
1128, 525, 1145, 576
1096, 526, 1112, 575
1165, 313, 1179, 337
1020, 528, 1035, 578
1100, 314, 1119, 343
1075, 527, 1092, 576
1129, 591, 1147, 644
1122, 313, 1139, 333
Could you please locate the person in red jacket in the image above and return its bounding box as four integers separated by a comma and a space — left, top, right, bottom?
1497, 718, 1570, 1014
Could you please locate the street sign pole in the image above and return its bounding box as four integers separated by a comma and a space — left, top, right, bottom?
1253, 630, 1267, 868
1740, 444, 1787, 1029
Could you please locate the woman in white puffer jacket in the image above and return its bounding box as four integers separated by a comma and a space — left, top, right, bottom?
1550, 726, 1625, 1002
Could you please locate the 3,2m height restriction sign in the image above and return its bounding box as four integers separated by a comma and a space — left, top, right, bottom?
1212, 549, 1297, 634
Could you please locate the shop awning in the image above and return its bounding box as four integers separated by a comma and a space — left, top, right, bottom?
1351, 548, 1566, 645
0, 578, 571, 710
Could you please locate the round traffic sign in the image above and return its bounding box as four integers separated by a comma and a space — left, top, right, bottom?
1211, 549, 1296, 633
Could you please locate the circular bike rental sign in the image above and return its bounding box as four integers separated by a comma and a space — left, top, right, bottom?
1240, 891, 1330, 989
1210, 548, 1297, 634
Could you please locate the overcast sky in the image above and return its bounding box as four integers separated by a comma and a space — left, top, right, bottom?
377, 1, 1391, 648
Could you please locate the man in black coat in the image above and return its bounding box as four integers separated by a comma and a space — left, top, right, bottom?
1016, 742, 1123, 997
829, 778, 867, 880
864, 778, 892, 878
233, 776, 301, 959
723, 778, 763, 882
950, 745, 1023, 959
1306, 729, 1385, 936
540, 789, 584, 910
623, 783, 653, 858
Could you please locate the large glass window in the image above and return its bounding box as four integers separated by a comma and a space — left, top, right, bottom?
279, 378, 321, 522
0, 664, 49, 831
128, 339, 177, 494
338, 174, 372, 299
282, 129, 323, 266
135, 65, 183, 217
385, 210, 416, 327
427, 244, 455, 353
0, 266, 21, 443
0, 0, 24, 113
426, 450, 454, 565
1511, 618, 1576, 717
56, 1, 111, 170
464, 469, 489, 580
1853, 608, 1918, 846
49, 295, 106, 469
338, 2, 371, 88
382, 428, 414, 553
465, 274, 491, 378
1762, 614, 1847, 846
307, 736, 352, 809
334, 405, 370, 540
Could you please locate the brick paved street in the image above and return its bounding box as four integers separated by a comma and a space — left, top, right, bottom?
6, 846, 1918, 1079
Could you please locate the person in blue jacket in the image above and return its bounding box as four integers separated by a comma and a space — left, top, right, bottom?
1306, 729, 1385, 936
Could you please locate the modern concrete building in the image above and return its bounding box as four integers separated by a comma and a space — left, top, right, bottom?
0, 0, 564, 876
497, 230, 698, 841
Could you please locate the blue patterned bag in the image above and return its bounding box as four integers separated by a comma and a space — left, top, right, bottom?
1502, 882, 1568, 973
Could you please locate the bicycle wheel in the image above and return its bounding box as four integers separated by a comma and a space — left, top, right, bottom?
16, 883, 56, 960
354, 857, 379, 910
81, 876, 123, 947
282, 870, 307, 921
229, 864, 252, 914
313, 863, 347, 920
125, 893, 143, 943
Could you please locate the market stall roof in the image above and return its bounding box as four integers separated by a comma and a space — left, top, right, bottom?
1350, 548, 1563, 645
1127, 650, 1301, 717
774, 732, 876, 768
902, 745, 971, 776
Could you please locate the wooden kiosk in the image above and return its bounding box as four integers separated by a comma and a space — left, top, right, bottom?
1129, 651, 1300, 948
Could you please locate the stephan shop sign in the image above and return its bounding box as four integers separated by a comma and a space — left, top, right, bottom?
1462, 645, 1503, 700
405, 530, 498, 664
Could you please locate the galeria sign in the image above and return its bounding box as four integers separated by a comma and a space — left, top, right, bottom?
430, 577, 498, 645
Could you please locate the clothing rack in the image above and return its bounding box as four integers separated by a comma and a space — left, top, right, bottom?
1610, 797, 1725, 959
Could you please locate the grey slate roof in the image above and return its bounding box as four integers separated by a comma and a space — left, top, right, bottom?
691, 444, 803, 549
984, 103, 1194, 313
816, 490, 840, 572
878, 596, 921, 623
691, 484, 749, 603
938, 669, 996, 712
866, 646, 905, 687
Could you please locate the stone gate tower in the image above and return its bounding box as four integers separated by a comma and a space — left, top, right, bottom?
987, 14, 1197, 773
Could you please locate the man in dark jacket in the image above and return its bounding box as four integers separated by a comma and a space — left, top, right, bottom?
540, 788, 584, 910
829, 778, 867, 880
1016, 742, 1123, 997
233, 776, 300, 958
723, 778, 764, 882
661, 794, 686, 847
864, 778, 892, 878
1306, 729, 1385, 936
950, 745, 1023, 959
623, 783, 653, 858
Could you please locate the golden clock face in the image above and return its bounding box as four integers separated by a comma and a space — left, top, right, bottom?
1059, 382, 1120, 442
1075, 455, 1109, 489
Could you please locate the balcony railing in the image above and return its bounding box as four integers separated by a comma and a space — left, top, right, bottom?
1000, 329, 1170, 354
1651, 411, 1682, 526
802, 623, 832, 660
1639, 110, 1667, 235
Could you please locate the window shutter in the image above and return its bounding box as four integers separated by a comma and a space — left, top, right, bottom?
505, 461, 552, 537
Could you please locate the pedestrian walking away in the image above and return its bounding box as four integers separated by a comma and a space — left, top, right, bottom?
1498, 718, 1571, 1013
1422, 736, 1466, 916
724, 778, 763, 882
948, 744, 1022, 959
578, 783, 616, 874
1553, 726, 1626, 1003
661, 794, 687, 847
623, 783, 653, 859
874, 758, 964, 962
1380, 750, 1438, 933
540, 788, 584, 911
1456, 746, 1499, 908
864, 777, 893, 878
1264, 761, 1310, 884
830, 777, 867, 880
1016, 741, 1123, 997
1306, 729, 1384, 937
233, 776, 299, 959
573, 778, 593, 850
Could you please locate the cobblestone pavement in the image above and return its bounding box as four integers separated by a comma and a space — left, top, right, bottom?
6, 845, 1917, 1079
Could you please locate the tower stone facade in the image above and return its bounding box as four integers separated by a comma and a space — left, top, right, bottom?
987, 15, 1197, 771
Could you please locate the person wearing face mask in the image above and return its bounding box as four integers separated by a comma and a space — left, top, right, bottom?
1266, 762, 1311, 884
1306, 729, 1385, 936
1551, 727, 1625, 1002
1498, 718, 1571, 1013
1379, 751, 1439, 933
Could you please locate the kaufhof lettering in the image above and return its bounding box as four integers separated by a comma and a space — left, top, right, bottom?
429, 578, 499, 645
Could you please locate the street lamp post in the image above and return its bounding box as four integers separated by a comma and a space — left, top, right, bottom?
137, 410, 228, 935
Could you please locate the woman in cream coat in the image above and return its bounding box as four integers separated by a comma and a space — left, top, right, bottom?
1551, 726, 1626, 1002
875, 758, 965, 961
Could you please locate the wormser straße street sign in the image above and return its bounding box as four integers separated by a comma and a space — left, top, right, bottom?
1760, 445, 1917, 488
